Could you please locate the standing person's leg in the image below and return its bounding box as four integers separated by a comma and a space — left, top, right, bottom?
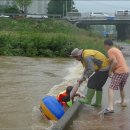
103, 74, 119, 114
99, 86, 114, 114
119, 73, 129, 107
107, 73, 122, 112
108, 87, 114, 110
103, 73, 129, 114
78, 88, 95, 104
120, 88, 127, 107
79, 73, 97, 104
91, 70, 109, 107
92, 91, 102, 107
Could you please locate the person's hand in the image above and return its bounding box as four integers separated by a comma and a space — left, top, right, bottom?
80, 95, 85, 98
75, 93, 81, 97
78, 93, 85, 98
109, 71, 113, 78
75, 93, 85, 98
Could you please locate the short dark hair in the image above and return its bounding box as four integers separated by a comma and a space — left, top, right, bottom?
66, 86, 73, 94
62, 86, 73, 102
104, 39, 113, 46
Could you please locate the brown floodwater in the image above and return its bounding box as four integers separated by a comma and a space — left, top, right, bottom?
0, 56, 75, 130
0, 45, 130, 130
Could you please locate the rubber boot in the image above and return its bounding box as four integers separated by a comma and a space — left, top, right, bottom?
91, 91, 102, 107
79, 88, 95, 104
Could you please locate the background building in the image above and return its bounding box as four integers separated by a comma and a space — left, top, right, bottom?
0, 0, 49, 14
28, 0, 49, 14
0, 0, 12, 6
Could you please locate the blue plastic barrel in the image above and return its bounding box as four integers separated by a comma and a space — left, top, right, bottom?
40, 96, 65, 120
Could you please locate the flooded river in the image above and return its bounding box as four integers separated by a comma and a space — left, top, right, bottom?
0, 56, 82, 130
0, 46, 130, 130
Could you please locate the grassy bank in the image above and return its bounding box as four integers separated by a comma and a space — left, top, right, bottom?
125, 40, 130, 44
0, 18, 105, 57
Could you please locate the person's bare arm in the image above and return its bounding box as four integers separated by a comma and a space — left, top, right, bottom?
108, 50, 117, 76
109, 57, 117, 75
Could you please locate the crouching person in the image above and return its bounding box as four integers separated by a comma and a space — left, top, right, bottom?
70, 48, 109, 107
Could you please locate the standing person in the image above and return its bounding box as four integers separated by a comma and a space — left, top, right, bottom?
103, 39, 129, 114
70, 48, 109, 107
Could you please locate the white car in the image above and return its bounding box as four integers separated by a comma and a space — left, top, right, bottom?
115, 10, 130, 16
26, 14, 48, 19
26, 14, 42, 18
90, 12, 109, 17
0, 14, 9, 18
43, 15, 48, 18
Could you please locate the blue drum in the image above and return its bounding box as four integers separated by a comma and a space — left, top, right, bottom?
40, 96, 65, 120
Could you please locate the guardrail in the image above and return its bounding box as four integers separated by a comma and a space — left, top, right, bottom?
66, 16, 130, 21
0, 13, 62, 18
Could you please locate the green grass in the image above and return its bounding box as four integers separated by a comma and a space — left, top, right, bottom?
125, 40, 130, 44
0, 18, 86, 34
0, 18, 105, 57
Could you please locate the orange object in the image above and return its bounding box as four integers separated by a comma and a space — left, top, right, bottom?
57, 91, 68, 107
108, 47, 129, 74
40, 101, 58, 120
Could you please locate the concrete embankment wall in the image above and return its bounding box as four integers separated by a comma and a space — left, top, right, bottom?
51, 102, 81, 130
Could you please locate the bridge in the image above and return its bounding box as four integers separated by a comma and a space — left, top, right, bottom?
67, 16, 130, 41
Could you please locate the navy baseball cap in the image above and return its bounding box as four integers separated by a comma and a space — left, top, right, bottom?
104, 39, 113, 46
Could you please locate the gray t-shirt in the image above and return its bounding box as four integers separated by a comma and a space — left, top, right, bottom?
82, 56, 103, 78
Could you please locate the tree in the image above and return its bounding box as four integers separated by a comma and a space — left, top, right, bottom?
47, 0, 76, 17
13, 0, 32, 14
0, 5, 20, 13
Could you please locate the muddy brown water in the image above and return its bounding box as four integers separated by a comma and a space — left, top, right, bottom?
0, 45, 130, 130
0, 56, 73, 130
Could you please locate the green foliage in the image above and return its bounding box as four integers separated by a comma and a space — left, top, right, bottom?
0, 18, 85, 34
47, 0, 74, 16
14, 0, 32, 13
0, 32, 105, 57
125, 40, 130, 44
0, 5, 20, 13
0, 18, 105, 57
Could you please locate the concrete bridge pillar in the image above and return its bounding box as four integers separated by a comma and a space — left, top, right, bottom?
125, 24, 130, 40
116, 24, 130, 41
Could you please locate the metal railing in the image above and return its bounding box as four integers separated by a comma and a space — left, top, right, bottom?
66, 15, 130, 21
0, 13, 62, 19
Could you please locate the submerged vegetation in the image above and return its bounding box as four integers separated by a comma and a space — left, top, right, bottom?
0, 18, 105, 57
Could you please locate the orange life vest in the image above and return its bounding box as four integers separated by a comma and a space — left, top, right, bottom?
57, 91, 68, 107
